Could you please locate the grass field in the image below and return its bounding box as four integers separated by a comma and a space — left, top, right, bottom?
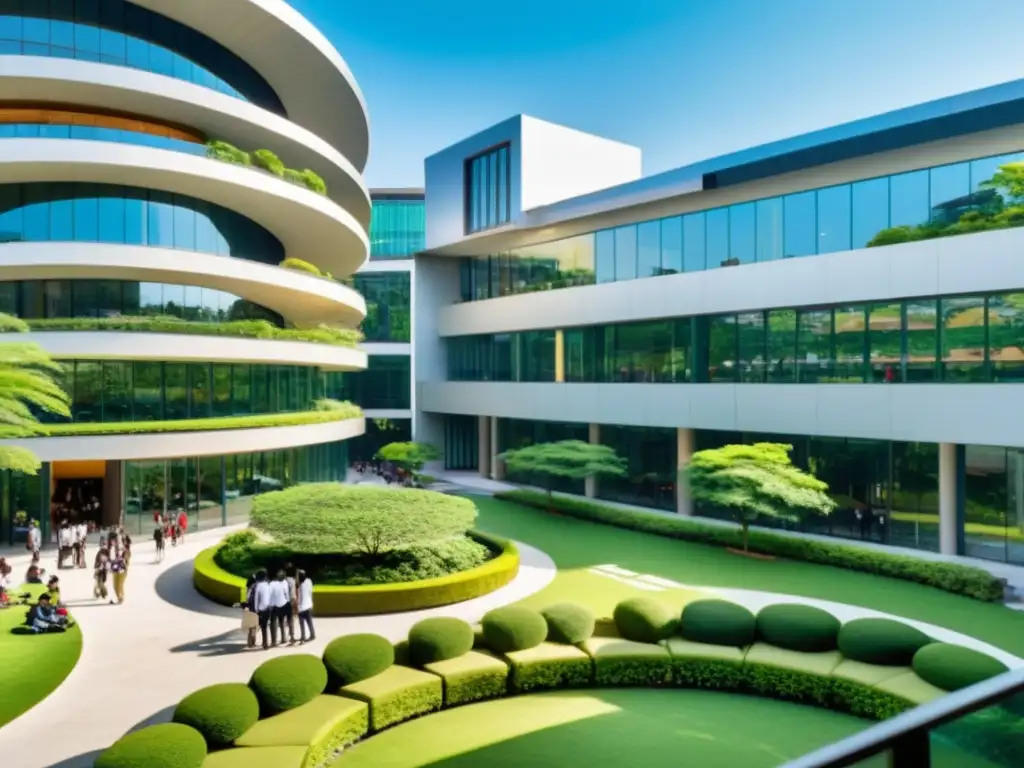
0, 588, 82, 728
471, 495, 1024, 656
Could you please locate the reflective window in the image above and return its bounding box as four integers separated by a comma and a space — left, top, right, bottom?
797, 309, 833, 382
369, 198, 425, 259
0, 182, 283, 262
756, 197, 783, 263
351, 272, 410, 342
929, 161, 971, 221
660, 216, 682, 274
327, 356, 411, 410
905, 299, 938, 382
613, 224, 637, 281
817, 184, 852, 254
941, 295, 986, 381
706, 208, 729, 268
728, 202, 755, 265
737, 312, 766, 383
889, 170, 930, 232
783, 191, 816, 259
637, 220, 661, 278
707, 315, 737, 382
0, 123, 203, 156
595, 229, 615, 284
0, 3, 283, 111
766, 309, 796, 382
868, 302, 903, 383
498, 418, 589, 494
833, 305, 866, 382
988, 292, 1024, 381
852, 177, 890, 249
682, 212, 705, 272
465, 144, 511, 234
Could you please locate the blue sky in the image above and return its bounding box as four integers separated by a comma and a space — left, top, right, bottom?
291, 0, 1024, 189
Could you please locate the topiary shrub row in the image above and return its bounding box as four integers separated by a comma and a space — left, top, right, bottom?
94, 600, 1016, 768
206, 141, 328, 195
495, 490, 1006, 602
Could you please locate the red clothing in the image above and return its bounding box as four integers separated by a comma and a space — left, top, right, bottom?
177, 512, 188, 531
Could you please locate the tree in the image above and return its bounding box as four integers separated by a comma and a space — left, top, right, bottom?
684, 443, 835, 551
375, 441, 441, 474
499, 440, 627, 511
0, 314, 72, 474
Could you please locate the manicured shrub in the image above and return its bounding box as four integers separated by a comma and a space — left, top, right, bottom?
0, 312, 27, 332
250, 484, 477, 555
252, 149, 285, 177
481, 606, 548, 653
278, 257, 323, 277
323, 633, 394, 685
542, 603, 595, 645
838, 618, 932, 666
206, 140, 250, 166
299, 169, 328, 195
756, 604, 841, 652
494, 490, 1005, 602
912, 643, 1009, 691
505, 644, 593, 692
613, 597, 677, 643
172, 683, 259, 747
95, 723, 206, 768
679, 599, 757, 647
408, 617, 475, 666
249, 654, 328, 713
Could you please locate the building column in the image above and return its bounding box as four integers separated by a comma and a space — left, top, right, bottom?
939, 442, 958, 556
490, 416, 505, 480
676, 428, 695, 516
585, 423, 600, 498
554, 330, 565, 383
477, 416, 491, 478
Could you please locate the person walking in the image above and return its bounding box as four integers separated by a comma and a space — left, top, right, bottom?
77, 521, 88, 569
110, 551, 127, 605
296, 570, 315, 643
27, 520, 41, 560
57, 521, 72, 569
268, 570, 292, 647
93, 547, 110, 601
153, 522, 165, 563
251, 570, 272, 650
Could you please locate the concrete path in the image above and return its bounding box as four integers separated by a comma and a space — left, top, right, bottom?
1, 526, 556, 768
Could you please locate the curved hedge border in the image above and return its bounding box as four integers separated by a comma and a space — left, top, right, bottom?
192, 530, 520, 615
96, 596, 1017, 768
496, 490, 1006, 602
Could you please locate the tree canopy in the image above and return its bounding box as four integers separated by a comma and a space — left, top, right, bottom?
375, 441, 441, 473
684, 443, 835, 549
0, 313, 71, 474
500, 440, 627, 508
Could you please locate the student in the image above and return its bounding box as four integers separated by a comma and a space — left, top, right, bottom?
57, 522, 73, 569
46, 576, 62, 607
26, 593, 66, 633
268, 570, 293, 647
110, 551, 127, 605
296, 570, 315, 643
76, 521, 88, 569
25, 561, 45, 584
177, 510, 188, 542
93, 547, 110, 601
153, 522, 165, 563
241, 575, 259, 649
284, 563, 298, 642
27, 520, 41, 559
251, 570, 272, 650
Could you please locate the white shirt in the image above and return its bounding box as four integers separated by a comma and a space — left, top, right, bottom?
28, 527, 40, 548
58, 527, 72, 548
297, 580, 314, 612
77, 524, 87, 544
252, 581, 272, 613
268, 579, 290, 609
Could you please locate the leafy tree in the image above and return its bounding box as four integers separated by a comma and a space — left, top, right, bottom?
499, 440, 627, 511
375, 441, 441, 474
983, 162, 1024, 200
684, 443, 835, 551
0, 313, 71, 474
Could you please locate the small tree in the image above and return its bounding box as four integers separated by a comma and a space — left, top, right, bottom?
375, 441, 440, 475
685, 443, 835, 552
499, 440, 627, 511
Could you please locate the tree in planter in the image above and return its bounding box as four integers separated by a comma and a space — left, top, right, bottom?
498, 440, 627, 511
0, 314, 71, 474
684, 443, 835, 552
375, 441, 441, 476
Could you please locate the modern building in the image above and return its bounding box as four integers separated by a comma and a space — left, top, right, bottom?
0, 1, 370, 544
414, 91, 1024, 567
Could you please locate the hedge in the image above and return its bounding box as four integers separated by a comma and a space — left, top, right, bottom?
495, 490, 1005, 602
481, 606, 548, 653
838, 618, 932, 666
206, 140, 328, 195
613, 597, 677, 643
408, 617, 475, 666
756, 604, 842, 653
95, 596, 1017, 768
34, 401, 361, 438
192, 530, 519, 616
172, 684, 259, 747
542, 603, 595, 645
679, 599, 757, 647
249, 655, 328, 714
20, 315, 361, 348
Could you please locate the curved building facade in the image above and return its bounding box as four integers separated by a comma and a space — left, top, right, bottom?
0, 1, 370, 543
418, 86, 1024, 568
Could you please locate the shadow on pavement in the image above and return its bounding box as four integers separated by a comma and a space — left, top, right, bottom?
153, 560, 237, 619
169, 629, 250, 658
45, 749, 102, 768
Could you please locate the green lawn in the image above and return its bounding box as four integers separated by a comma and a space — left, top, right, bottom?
334, 689, 994, 768
472, 496, 1024, 657
0, 588, 82, 728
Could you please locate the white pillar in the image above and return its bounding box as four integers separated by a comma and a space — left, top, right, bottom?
939, 442, 958, 556
490, 416, 504, 480
585, 423, 600, 498
676, 428, 695, 516
477, 416, 491, 479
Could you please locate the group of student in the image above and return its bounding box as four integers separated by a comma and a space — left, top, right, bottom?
56, 520, 92, 569
243, 567, 315, 650
0, 557, 74, 633
152, 510, 189, 563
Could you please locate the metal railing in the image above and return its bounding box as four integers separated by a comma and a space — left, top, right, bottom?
781, 668, 1024, 768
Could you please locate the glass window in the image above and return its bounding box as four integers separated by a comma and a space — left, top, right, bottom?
737, 312, 766, 382
613, 224, 637, 281
465, 144, 511, 234
133, 362, 162, 421
817, 184, 852, 254
963, 445, 1011, 563
929, 162, 971, 225
232, 365, 251, 415
636, 220, 661, 278
72, 362, 102, 422
188, 364, 211, 418
988, 292, 1024, 381
833, 305, 866, 382
783, 191, 816, 258
755, 197, 783, 263
889, 170, 930, 231
706, 208, 729, 268
164, 363, 187, 420
103, 362, 132, 422
941, 295, 987, 382
766, 309, 796, 382
682, 212, 706, 272
660, 216, 682, 274
671, 318, 690, 382
868, 302, 903, 383
595, 229, 615, 283
797, 309, 833, 382
728, 203, 755, 265
708, 315, 737, 382
905, 299, 938, 382
852, 177, 889, 249
597, 426, 676, 511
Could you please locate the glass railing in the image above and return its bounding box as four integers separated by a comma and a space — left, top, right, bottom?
781, 668, 1024, 768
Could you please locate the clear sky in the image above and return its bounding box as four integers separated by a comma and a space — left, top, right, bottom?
290, 0, 1024, 189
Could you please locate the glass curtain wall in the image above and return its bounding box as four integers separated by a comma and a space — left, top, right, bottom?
368, 198, 425, 259
597, 426, 676, 510
351, 272, 411, 341
327, 356, 411, 410
964, 445, 1024, 565
465, 144, 511, 234
347, 418, 412, 463
497, 418, 589, 494
457, 148, 1024, 299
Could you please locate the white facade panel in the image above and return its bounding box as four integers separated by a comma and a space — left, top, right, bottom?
419, 382, 1024, 448
436, 228, 1024, 337
519, 116, 641, 212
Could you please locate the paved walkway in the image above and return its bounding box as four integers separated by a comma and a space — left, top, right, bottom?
1, 525, 556, 768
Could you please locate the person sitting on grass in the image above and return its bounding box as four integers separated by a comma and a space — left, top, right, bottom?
46, 576, 62, 607
25, 560, 45, 584
26, 593, 69, 634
